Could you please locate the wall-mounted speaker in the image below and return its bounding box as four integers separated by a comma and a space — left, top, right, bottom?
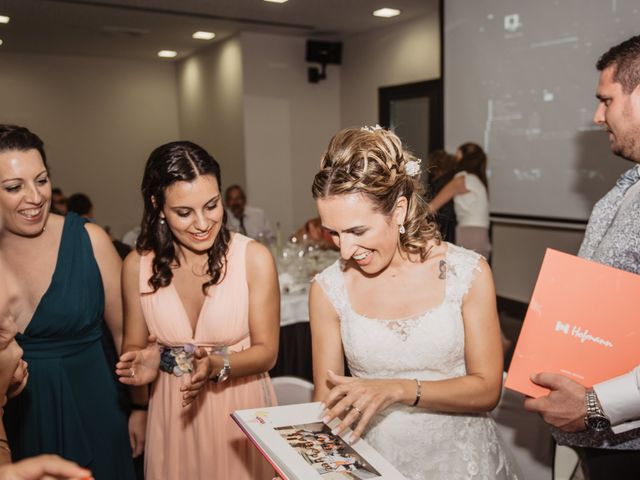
306, 40, 342, 65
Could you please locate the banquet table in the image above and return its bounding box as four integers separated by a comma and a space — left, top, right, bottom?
269, 246, 339, 383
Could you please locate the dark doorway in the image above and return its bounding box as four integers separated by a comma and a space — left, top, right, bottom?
379, 79, 443, 169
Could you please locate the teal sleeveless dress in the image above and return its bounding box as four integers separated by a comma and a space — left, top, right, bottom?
5, 213, 135, 479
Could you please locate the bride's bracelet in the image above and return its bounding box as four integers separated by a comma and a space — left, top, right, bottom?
411, 378, 422, 407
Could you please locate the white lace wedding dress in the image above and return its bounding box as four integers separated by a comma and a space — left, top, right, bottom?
315, 243, 520, 480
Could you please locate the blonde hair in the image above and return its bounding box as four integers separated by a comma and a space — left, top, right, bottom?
312, 127, 440, 260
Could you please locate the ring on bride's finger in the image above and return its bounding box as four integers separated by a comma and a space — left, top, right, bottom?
130, 368, 135, 378
351, 406, 363, 416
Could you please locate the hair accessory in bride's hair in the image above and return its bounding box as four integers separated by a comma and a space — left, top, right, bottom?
404, 158, 422, 177
360, 124, 384, 133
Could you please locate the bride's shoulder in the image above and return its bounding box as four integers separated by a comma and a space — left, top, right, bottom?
438, 241, 478, 261
315, 258, 343, 283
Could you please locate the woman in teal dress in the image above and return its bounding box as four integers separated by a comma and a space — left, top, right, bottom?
0, 125, 135, 479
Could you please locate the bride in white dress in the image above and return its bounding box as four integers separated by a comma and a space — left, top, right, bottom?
309, 127, 520, 480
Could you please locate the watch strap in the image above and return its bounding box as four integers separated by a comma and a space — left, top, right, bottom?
585, 388, 611, 431
212, 356, 230, 383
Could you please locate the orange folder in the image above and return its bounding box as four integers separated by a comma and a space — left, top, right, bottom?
505, 248, 640, 398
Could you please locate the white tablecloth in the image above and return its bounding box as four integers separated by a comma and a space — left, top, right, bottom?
276, 246, 339, 326
280, 289, 310, 327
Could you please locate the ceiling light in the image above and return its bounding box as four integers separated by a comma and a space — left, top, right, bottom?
0, 39, 3, 46
0, 16, 9, 24
264, 0, 288, 3
158, 50, 177, 58
192, 31, 215, 40
373, 8, 401, 18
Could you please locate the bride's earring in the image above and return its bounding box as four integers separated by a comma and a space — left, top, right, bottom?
159, 217, 166, 225
399, 224, 406, 234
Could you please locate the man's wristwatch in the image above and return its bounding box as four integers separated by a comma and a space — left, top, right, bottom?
212, 356, 231, 384
584, 388, 611, 431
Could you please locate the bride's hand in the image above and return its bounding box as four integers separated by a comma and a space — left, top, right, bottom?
321, 369, 405, 442
116, 336, 160, 386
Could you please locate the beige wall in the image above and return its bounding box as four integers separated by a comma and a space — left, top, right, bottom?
341, 9, 440, 128
0, 52, 180, 237
0, 14, 583, 306
241, 32, 341, 236
176, 36, 246, 191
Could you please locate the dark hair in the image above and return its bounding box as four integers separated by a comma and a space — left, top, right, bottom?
138, 141, 230, 294
225, 184, 245, 200
457, 142, 488, 190
427, 149, 456, 179
596, 35, 640, 94
66, 193, 93, 216
52, 187, 63, 196
0, 125, 47, 166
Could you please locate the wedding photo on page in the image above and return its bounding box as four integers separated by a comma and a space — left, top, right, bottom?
231, 403, 407, 480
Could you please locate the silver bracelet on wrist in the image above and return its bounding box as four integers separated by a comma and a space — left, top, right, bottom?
411, 378, 422, 407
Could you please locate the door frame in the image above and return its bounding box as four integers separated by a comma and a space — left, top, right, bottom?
378, 79, 444, 153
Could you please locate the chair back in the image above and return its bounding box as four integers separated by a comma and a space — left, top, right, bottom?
271, 376, 314, 405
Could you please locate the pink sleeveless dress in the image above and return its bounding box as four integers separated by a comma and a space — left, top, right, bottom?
139, 234, 276, 479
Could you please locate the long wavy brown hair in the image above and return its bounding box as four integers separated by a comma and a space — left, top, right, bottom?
312, 127, 441, 260
137, 141, 230, 294
457, 142, 488, 190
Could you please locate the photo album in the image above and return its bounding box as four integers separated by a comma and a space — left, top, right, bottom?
232, 402, 407, 480
506, 248, 640, 398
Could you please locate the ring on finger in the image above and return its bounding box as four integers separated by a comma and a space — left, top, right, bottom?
130, 368, 136, 378
351, 405, 363, 416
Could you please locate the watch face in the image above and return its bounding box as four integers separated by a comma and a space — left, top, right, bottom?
217, 369, 229, 383
587, 415, 611, 431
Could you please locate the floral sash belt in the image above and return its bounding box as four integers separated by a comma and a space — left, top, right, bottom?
159, 344, 229, 377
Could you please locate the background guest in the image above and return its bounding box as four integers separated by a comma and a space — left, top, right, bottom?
121, 225, 141, 250
0, 125, 135, 479
426, 149, 457, 243
225, 184, 274, 243
292, 217, 337, 250
50, 187, 67, 215
66, 192, 93, 220
429, 143, 491, 260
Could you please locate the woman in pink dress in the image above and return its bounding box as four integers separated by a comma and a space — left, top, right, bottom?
116, 141, 279, 479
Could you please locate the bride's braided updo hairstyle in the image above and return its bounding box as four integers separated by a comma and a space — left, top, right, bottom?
312, 127, 441, 260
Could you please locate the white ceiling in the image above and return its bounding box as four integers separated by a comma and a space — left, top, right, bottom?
0, 0, 439, 60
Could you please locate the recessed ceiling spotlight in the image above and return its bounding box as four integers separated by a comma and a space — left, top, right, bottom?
264, 0, 288, 3
373, 8, 401, 18
0, 39, 3, 46
192, 31, 215, 40
0, 16, 9, 24
158, 50, 177, 58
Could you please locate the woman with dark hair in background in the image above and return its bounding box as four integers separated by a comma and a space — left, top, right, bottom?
0, 125, 135, 479
116, 141, 279, 479
50, 187, 67, 215
426, 149, 458, 243
66, 193, 93, 220
429, 142, 491, 260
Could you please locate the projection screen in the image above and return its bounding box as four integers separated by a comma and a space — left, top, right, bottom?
444, 0, 640, 222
